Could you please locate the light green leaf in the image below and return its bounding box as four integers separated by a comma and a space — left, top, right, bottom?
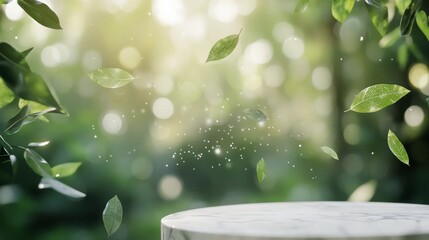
397, 44, 409, 69
387, 129, 409, 165
332, 0, 355, 23
103, 195, 123, 237
256, 158, 266, 183
28, 141, 50, 147
88, 68, 135, 88
5, 105, 56, 135
19, 99, 52, 122
395, 0, 412, 14
52, 162, 82, 178
321, 146, 339, 160
243, 108, 267, 122
346, 84, 410, 113
39, 177, 86, 198
17, 0, 62, 29
366, 0, 389, 36
379, 28, 401, 48
206, 30, 241, 63
294, 0, 309, 14
416, 11, 429, 41
23, 148, 52, 177
348, 180, 377, 202
0, 78, 15, 109
400, 0, 422, 35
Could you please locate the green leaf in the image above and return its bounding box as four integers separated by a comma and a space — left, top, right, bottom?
23, 148, 52, 177
379, 28, 401, 48
416, 11, 429, 41
5, 105, 56, 135
206, 30, 241, 63
395, 0, 412, 14
88, 68, 135, 88
256, 158, 266, 183
426, 98, 429, 108
366, 0, 389, 36
346, 84, 410, 113
52, 162, 82, 178
294, 0, 309, 14
387, 129, 409, 165
28, 141, 50, 147
321, 146, 339, 160
0, 42, 31, 72
17, 0, 62, 29
103, 195, 123, 237
19, 99, 51, 122
39, 177, 86, 198
0, 78, 15, 109
243, 108, 267, 122
400, 0, 422, 35
21, 47, 33, 58
332, 0, 355, 23
397, 43, 409, 69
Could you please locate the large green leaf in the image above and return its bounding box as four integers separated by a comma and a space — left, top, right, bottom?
400, 0, 422, 35
23, 148, 52, 177
0, 78, 15, 109
395, 0, 412, 14
321, 146, 339, 160
243, 108, 267, 122
294, 0, 309, 14
52, 162, 82, 178
0, 42, 31, 71
256, 158, 266, 183
17, 0, 62, 29
39, 177, 86, 198
366, 0, 389, 36
387, 130, 409, 165
346, 84, 410, 113
5, 105, 56, 135
416, 11, 429, 41
88, 68, 135, 88
332, 0, 355, 23
103, 195, 123, 237
206, 30, 241, 62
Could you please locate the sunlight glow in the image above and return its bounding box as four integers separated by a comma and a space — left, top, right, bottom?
153, 0, 186, 26
119, 46, 141, 69
245, 39, 273, 65
404, 105, 425, 127
102, 111, 123, 134
408, 63, 429, 95
282, 37, 305, 59
41, 44, 71, 68
208, 0, 239, 23
263, 64, 285, 87
312, 67, 332, 90
154, 75, 174, 95
152, 98, 174, 119
4, 1, 24, 21
158, 175, 182, 200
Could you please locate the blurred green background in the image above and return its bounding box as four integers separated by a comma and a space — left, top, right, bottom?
1, 0, 429, 239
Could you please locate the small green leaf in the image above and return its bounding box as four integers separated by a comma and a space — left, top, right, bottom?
416, 11, 429, 41
0, 78, 15, 109
5, 105, 56, 135
256, 158, 266, 183
17, 0, 62, 29
366, 0, 389, 36
346, 84, 410, 113
332, 0, 355, 23
387, 129, 409, 165
400, 0, 422, 35
395, 0, 412, 14
23, 148, 52, 177
103, 195, 123, 237
243, 108, 267, 122
52, 162, 82, 178
379, 28, 401, 48
39, 177, 86, 198
321, 146, 339, 160
206, 30, 241, 63
21, 47, 33, 58
294, 0, 309, 14
88, 68, 135, 88
397, 43, 409, 69
19, 99, 52, 123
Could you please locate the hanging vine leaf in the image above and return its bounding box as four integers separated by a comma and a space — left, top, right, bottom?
387, 129, 409, 165
294, 0, 310, 14
206, 30, 241, 62
243, 108, 267, 122
39, 177, 86, 198
17, 0, 62, 29
346, 84, 410, 113
256, 158, 266, 183
103, 195, 123, 237
52, 162, 82, 178
366, 0, 389, 36
321, 146, 339, 160
332, 0, 355, 23
400, 0, 422, 35
395, 0, 412, 14
88, 68, 135, 88
23, 148, 52, 177
416, 11, 429, 41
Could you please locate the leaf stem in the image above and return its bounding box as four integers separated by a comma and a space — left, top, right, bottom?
0, 134, 12, 150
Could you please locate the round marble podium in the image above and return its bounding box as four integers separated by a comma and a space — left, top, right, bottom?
161, 202, 429, 240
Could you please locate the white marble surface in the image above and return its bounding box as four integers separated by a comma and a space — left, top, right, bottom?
161, 202, 429, 240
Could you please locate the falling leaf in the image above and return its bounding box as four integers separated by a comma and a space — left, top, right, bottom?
39, 177, 86, 198
294, 0, 309, 14
52, 162, 82, 178
243, 108, 267, 122
17, 0, 62, 29
206, 30, 241, 63
321, 146, 339, 160
346, 84, 410, 113
332, 0, 355, 23
256, 158, 266, 183
88, 68, 135, 88
416, 11, 429, 41
23, 148, 52, 177
387, 129, 409, 165
400, 0, 422, 35
348, 180, 377, 202
103, 195, 123, 237
366, 0, 389, 36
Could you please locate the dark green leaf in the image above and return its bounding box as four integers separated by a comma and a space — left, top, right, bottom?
332, 0, 355, 23
103, 195, 123, 237
88, 68, 135, 88
0, 78, 15, 109
366, 0, 389, 36
395, 0, 412, 14
21, 47, 33, 58
0, 42, 31, 72
256, 158, 266, 183
206, 30, 241, 62
52, 162, 82, 178
379, 28, 401, 48
397, 43, 409, 69
243, 108, 267, 122
346, 84, 410, 113
400, 0, 422, 35
294, 0, 309, 14
23, 148, 52, 177
39, 177, 86, 198
17, 0, 62, 29
5, 105, 56, 135
387, 129, 409, 165
416, 11, 429, 41
321, 146, 339, 160
426, 98, 429, 108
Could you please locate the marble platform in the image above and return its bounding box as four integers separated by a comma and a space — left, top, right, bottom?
161, 202, 429, 240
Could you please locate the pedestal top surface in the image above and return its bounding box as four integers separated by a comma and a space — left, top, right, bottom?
161, 201, 429, 240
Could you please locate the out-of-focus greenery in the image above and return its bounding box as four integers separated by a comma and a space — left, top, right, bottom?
1, 0, 429, 239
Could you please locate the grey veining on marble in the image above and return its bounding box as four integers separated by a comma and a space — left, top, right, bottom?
161, 202, 429, 240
